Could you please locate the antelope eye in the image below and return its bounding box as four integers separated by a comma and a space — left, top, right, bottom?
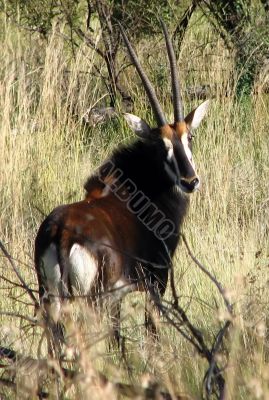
188, 132, 194, 141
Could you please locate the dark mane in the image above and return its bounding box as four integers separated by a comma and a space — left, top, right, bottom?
84, 136, 189, 260
85, 137, 180, 197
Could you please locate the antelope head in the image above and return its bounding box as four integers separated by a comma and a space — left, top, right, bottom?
119, 21, 209, 194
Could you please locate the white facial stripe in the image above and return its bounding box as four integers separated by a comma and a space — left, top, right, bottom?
163, 137, 174, 160
101, 185, 110, 197
181, 132, 195, 169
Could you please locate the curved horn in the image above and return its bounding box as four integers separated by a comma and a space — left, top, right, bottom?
160, 19, 184, 122
118, 23, 167, 128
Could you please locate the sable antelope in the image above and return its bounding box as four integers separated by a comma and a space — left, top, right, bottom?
35, 21, 209, 349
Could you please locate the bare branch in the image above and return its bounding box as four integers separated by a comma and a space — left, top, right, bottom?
0, 240, 39, 308
172, 0, 200, 49
74, 27, 105, 59
154, 234, 233, 399
0, 311, 37, 325
0, 346, 17, 361
0, 274, 26, 289
181, 234, 233, 315
0, 344, 189, 399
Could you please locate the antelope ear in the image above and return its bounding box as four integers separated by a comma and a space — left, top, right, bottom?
185, 100, 210, 130
123, 113, 151, 138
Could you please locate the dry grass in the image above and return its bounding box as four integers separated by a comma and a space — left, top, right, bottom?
0, 13, 269, 400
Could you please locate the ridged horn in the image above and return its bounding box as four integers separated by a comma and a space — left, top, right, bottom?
160, 19, 184, 122
118, 23, 167, 128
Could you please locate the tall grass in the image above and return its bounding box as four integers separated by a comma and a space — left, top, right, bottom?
0, 13, 269, 399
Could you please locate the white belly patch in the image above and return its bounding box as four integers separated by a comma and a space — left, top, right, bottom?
69, 243, 98, 295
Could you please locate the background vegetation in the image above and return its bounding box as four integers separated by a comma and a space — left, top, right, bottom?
0, 0, 269, 399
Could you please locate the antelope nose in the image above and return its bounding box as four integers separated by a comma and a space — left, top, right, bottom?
180, 177, 200, 192
190, 177, 199, 189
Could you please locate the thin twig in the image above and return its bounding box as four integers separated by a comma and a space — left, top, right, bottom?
0, 345, 187, 399
0, 346, 17, 361
0, 311, 37, 325
179, 234, 232, 399
0, 274, 38, 294
181, 234, 233, 315
0, 377, 49, 398
74, 27, 105, 59
9, 297, 35, 307
0, 240, 39, 308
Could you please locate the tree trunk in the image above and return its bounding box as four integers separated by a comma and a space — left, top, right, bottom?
94, 0, 133, 109
203, 0, 266, 96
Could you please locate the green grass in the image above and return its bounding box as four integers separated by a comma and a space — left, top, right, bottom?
0, 13, 269, 400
